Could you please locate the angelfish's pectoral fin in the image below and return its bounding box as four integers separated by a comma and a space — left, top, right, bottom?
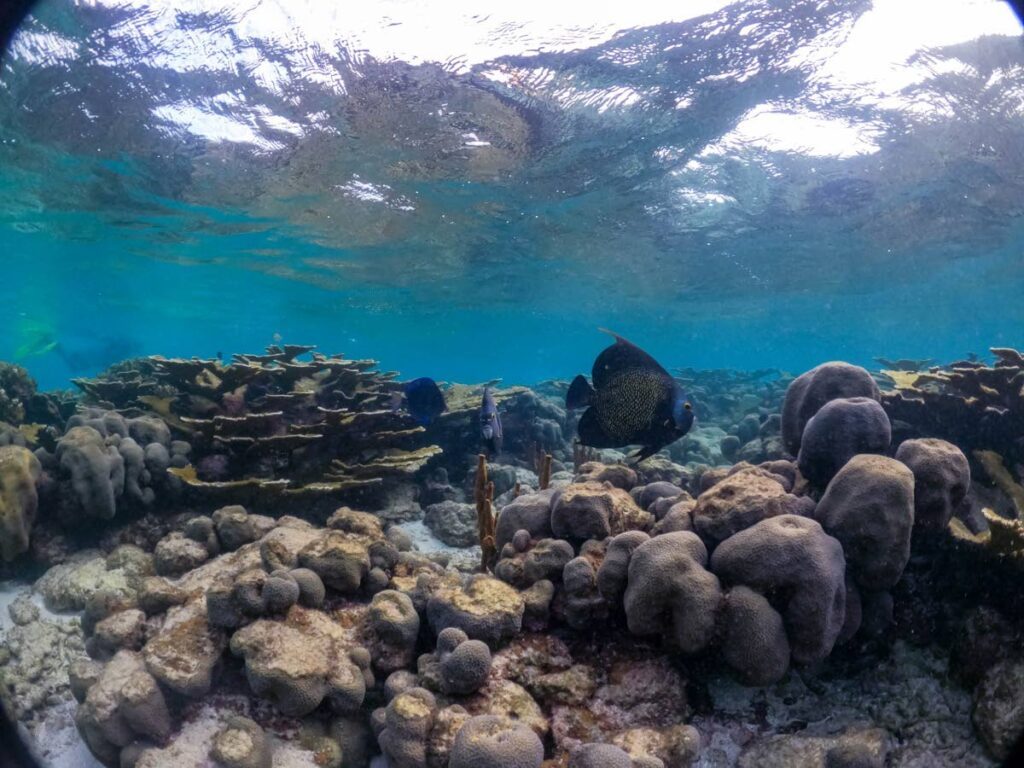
626, 444, 661, 464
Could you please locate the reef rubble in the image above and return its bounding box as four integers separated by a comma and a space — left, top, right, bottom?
1, 346, 1023, 767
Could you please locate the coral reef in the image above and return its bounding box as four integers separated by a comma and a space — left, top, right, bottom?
1, 348, 1023, 768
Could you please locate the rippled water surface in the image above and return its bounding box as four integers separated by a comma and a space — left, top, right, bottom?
2, 0, 1023, 387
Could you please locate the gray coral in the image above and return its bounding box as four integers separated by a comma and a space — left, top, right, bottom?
624, 531, 721, 654
448, 715, 545, 768
711, 515, 846, 664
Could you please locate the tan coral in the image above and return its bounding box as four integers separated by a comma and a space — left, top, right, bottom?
0, 444, 41, 561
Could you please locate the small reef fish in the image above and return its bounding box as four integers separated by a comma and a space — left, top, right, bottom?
480, 386, 503, 454
393, 377, 447, 426
566, 329, 694, 462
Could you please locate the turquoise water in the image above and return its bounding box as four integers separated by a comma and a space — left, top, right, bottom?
2, 0, 1024, 389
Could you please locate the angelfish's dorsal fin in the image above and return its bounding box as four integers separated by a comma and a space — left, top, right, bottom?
592, 328, 670, 389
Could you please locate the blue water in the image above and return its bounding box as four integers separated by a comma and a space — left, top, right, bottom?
2, 0, 1023, 389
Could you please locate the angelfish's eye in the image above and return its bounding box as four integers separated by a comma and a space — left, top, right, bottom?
684, 402, 692, 411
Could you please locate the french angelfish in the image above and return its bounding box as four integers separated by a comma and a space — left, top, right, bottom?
566, 329, 694, 462
480, 386, 503, 454
393, 377, 447, 426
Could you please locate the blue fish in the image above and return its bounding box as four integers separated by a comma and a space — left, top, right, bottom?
480, 387, 503, 454
566, 329, 694, 462
394, 377, 446, 426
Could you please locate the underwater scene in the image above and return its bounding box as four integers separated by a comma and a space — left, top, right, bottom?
2, 0, 1024, 767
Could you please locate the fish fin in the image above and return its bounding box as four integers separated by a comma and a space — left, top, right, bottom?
626, 444, 661, 464
597, 327, 637, 346
566, 375, 595, 410
577, 407, 615, 448
592, 331, 670, 389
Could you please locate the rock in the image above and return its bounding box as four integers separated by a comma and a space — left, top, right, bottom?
624, 532, 721, 654
738, 727, 889, 768
636, 481, 685, 511
531, 664, 599, 706
691, 468, 798, 546
38, 555, 132, 612
69, 658, 104, 703
720, 585, 790, 685
552, 482, 652, 542
449, 715, 545, 768
781, 362, 880, 455
427, 575, 525, 647
75, 650, 172, 765
7, 594, 38, 626
212, 505, 261, 551
797, 397, 891, 487
814, 455, 914, 590
229, 605, 372, 716
143, 598, 226, 697
298, 530, 372, 593
711, 515, 846, 665
153, 533, 210, 577
569, 743, 632, 768
0, 444, 40, 561
720, 435, 742, 462
894, 438, 970, 529
576, 462, 638, 491
91, 609, 147, 658
613, 724, 700, 767
973, 658, 1024, 761
950, 607, 1018, 689
387, 525, 414, 552
652, 500, 695, 536
495, 490, 557, 551
211, 716, 271, 768
424, 501, 478, 547
521, 580, 555, 629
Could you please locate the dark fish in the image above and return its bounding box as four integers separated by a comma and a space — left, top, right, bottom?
397, 377, 447, 426
566, 329, 694, 462
480, 386, 503, 454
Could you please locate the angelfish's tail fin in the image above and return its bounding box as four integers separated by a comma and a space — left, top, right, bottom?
566, 374, 595, 410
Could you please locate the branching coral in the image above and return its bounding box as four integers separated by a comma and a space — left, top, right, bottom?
881, 347, 1024, 466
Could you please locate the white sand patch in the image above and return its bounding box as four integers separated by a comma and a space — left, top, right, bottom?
29, 701, 103, 768
400, 520, 480, 571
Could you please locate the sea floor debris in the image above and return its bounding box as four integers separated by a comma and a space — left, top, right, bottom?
1, 345, 1023, 767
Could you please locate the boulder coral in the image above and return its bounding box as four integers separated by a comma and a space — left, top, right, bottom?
797, 397, 891, 487
53, 426, 125, 522
229, 605, 373, 716
448, 715, 545, 768
210, 716, 272, 768
0, 444, 41, 561
894, 438, 970, 529
781, 361, 880, 455
551, 482, 653, 542
719, 585, 790, 685
814, 455, 914, 591
690, 467, 799, 546
495, 489, 558, 551
624, 532, 721, 654
711, 515, 846, 665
